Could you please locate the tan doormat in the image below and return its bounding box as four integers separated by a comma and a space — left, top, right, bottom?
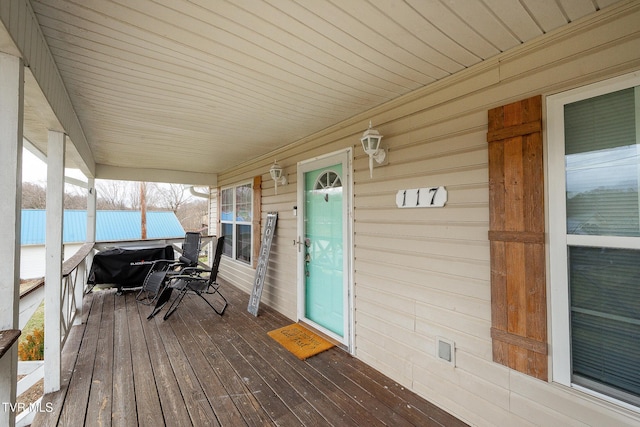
267, 323, 335, 360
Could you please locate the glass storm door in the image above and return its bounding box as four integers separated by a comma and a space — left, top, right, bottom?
297, 151, 351, 346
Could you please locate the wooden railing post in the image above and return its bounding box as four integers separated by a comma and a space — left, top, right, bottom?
73, 262, 85, 326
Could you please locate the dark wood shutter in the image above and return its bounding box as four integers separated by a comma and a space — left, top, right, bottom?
487, 95, 547, 381
216, 186, 222, 237
252, 175, 262, 269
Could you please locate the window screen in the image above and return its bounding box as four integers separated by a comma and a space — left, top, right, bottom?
569, 247, 640, 405
565, 86, 640, 405
565, 88, 639, 236
220, 184, 252, 263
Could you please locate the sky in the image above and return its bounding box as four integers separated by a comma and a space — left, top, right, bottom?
22, 147, 85, 184
22, 149, 47, 183
21, 148, 198, 198
566, 145, 639, 193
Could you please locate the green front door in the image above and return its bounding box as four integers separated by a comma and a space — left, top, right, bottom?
303, 163, 344, 337
298, 150, 352, 345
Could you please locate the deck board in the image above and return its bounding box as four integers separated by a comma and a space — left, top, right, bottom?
139, 299, 193, 427
86, 290, 114, 426
156, 311, 219, 426
126, 294, 164, 427
178, 305, 272, 426
237, 325, 355, 426
34, 282, 469, 427
37, 294, 92, 427
112, 291, 136, 426
57, 290, 103, 426
168, 307, 247, 426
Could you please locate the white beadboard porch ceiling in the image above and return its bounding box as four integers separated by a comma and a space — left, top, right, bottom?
23, 0, 619, 180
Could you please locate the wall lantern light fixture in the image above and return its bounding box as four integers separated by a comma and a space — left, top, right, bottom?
269, 160, 287, 194
361, 121, 386, 178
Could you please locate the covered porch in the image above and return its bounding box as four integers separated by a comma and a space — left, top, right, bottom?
34, 283, 466, 427
3, 1, 640, 426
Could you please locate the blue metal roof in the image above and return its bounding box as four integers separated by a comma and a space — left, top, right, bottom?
21, 210, 185, 245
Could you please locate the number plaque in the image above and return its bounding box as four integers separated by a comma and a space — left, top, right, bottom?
396, 186, 447, 208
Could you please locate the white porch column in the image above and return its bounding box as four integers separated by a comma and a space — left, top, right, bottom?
74, 177, 97, 326
44, 131, 65, 393
87, 178, 96, 243
0, 53, 24, 427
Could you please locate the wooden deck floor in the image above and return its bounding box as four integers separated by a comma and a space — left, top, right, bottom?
34, 283, 468, 427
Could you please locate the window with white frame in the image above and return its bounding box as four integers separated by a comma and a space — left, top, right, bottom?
548, 72, 640, 409
220, 183, 253, 264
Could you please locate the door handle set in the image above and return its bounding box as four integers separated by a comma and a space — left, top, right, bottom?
294, 237, 311, 252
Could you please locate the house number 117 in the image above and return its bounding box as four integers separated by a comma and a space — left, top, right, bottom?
395, 186, 447, 208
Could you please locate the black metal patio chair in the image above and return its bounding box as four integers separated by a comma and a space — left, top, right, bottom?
136, 232, 202, 304
177, 231, 201, 268
147, 236, 227, 320
135, 259, 172, 305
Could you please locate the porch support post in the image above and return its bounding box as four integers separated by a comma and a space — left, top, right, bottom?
74, 177, 97, 325
87, 178, 97, 244
44, 131, 66, 393
0, 52, 24, 427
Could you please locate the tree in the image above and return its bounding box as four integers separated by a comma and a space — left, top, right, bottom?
22, 178, 211, 233
96, 179, 133, 210
64, 191, 87, 209
176, 199, 209, 232
22, 182, 87, 209
22, 182, 47, 208
64, 184, 87, 209
153, 183, 191, 213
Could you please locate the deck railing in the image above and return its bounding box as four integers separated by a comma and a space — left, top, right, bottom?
14, 242, 94, 426
13, 236, 213, 426
61, 243, 95, 340
15, 279, 45, 427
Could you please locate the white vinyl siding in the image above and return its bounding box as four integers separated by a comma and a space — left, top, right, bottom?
218, 4, 640, 425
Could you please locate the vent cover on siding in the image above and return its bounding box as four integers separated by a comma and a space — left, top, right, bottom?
436, 337, 456, 366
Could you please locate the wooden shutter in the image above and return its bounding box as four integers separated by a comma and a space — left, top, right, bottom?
487, 95, 547, 381
252, 175, 262, 269
215, 186, 222, 237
